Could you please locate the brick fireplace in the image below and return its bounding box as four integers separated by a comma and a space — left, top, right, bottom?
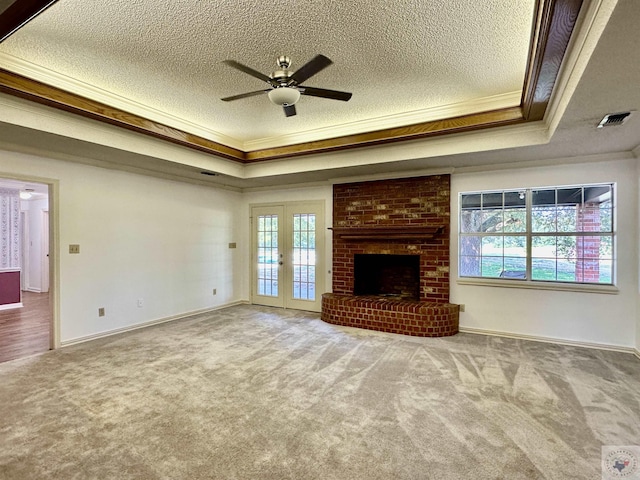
321, 175, 459, 337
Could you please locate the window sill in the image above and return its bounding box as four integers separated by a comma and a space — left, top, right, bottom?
456, 277, 619, 294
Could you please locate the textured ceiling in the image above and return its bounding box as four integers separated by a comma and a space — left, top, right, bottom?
0, 0, 534, 149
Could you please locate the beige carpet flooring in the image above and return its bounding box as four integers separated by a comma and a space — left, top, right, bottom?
1, 305, 639, 479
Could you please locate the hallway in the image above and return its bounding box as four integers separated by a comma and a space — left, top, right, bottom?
0, 292, 51, 363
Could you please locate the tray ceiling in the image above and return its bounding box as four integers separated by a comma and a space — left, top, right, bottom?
0, 0, 538, 160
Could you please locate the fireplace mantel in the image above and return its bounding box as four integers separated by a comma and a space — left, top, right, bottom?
329, 225, 445, 241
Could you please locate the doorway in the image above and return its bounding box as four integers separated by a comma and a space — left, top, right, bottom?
0, 177, 54, 363
251, 201, 325, 312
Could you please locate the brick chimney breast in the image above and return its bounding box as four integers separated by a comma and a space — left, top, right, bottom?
322, 175, 459, 338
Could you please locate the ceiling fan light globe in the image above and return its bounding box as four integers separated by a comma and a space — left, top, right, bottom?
268, 87, 300, 106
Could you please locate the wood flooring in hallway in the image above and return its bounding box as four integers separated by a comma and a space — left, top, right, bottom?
0, 292, 51, 363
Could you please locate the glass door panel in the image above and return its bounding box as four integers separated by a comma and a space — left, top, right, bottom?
251, 202, 324, 312
292, 213, 316, 301
252, 206, 284, 308
257, 214, 279, 297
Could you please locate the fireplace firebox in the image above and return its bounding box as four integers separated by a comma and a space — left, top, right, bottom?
354, 254, 419, 300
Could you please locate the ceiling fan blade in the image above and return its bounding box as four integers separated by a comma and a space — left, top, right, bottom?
290, 55, 333, 85
221, 89, 270, 102
301, 86, 352, 101
222, 60, 272, 84
283, 104, 297, 117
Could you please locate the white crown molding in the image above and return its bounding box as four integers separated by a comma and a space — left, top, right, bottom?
1, 88, 548, 183
0, 52, 245, 150
0, 92, 246, 178
0, 52, 523, 153
243, 121, 550, 179
244, 91, 522, 151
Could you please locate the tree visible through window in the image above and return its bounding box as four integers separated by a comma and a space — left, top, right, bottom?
459, 184, 614, 285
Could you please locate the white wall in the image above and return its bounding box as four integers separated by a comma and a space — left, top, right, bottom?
242, 185, 334, 301
3, 145, 637, 352
1, 149, 244, 343
451, 157, 638, 349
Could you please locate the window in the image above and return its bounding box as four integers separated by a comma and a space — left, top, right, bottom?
459, 184, 614, 285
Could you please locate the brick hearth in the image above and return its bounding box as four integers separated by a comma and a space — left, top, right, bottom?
321, 175, 459, 337
322, 294, 459, 337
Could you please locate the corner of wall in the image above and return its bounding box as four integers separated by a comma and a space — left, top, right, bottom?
636, 152, 640, 355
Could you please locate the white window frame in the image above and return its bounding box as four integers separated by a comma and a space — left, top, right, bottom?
457, 183, 617, 294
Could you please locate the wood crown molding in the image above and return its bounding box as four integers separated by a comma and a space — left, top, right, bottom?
0, 0, 583, 164
521, 0, 584, 121
0, 69, 245, 162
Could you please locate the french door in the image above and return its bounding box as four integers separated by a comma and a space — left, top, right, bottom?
251, 202, 324, 312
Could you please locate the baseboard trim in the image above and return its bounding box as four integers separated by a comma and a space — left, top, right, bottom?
25, 287, 41, 293
60, 300, 248, 347
0, 302, 23, 311
459, 326, 636, 355
634, 349, 640, 361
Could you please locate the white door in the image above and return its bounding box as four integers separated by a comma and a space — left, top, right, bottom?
251, 202, 324, 312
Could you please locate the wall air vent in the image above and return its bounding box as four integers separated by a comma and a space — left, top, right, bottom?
200, 171, 218, 176
597, 112, 632, 128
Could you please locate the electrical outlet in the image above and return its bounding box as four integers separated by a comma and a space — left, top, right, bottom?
228, 242, 237, 249
98, 307, 105, 317
212, 288, 217, 295
69, 244, 80, 254
137, 298, 144, 308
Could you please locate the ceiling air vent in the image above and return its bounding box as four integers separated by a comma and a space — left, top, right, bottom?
597, 112, 632, 128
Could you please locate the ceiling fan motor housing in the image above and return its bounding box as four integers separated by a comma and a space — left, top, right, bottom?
270, 69, 291, 85
276, 55, 292, 69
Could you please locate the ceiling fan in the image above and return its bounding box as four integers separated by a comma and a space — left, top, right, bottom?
221, 54, 352, 117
